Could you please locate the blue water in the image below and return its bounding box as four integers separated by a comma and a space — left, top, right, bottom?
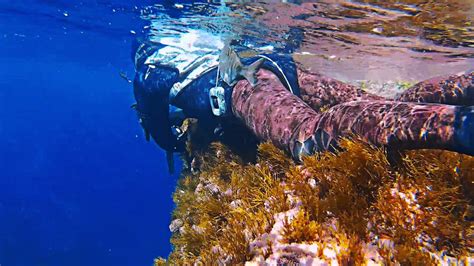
0, 1, 179, 265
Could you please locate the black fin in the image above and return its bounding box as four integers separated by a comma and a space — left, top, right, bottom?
166, 151, 175, 174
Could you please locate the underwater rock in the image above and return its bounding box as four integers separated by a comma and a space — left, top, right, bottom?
169, 219, 183, 233
155, 139, 473, 265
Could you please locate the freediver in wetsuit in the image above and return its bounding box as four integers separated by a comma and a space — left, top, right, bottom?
131, 32, 303, 172
131, 34, 474, 173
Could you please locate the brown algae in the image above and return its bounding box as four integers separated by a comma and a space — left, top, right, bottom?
156, 139, 473, 265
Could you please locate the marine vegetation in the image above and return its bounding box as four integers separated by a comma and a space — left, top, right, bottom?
156, 135, 473, 265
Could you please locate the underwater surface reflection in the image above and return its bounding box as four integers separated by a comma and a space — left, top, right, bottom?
144, 0, 473, 92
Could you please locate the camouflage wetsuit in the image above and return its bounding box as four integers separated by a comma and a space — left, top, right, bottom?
232, 68, 474, 159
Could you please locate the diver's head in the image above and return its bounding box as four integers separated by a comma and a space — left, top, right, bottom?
132, 60, 184, 153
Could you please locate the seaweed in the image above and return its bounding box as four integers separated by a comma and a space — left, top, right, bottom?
157, 138, 473, 264
282, 209, 320, 244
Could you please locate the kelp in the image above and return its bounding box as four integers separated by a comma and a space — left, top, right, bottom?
156, 138, 473, 265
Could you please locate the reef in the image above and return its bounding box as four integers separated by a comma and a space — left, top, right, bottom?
156, 136, 473, 265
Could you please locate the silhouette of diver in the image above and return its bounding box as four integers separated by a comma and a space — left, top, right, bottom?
131, 37, 474, 173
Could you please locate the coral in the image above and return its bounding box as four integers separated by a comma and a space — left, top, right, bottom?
157, 138, 473, 265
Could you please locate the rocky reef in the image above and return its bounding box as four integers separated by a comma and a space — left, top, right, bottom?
156, 137, 473, 265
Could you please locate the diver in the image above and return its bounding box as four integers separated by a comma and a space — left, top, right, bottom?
131, 33, 474, 173
131, 31, 302, 173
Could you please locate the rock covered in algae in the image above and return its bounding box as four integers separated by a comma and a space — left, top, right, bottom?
155, 139, 473, 265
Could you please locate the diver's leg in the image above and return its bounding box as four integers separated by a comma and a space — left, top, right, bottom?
296, 68, 384, 112
307, 101, 474, 157
232, 69, 319, 152
396, 71, 474, 105
232, 69, 474, 159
